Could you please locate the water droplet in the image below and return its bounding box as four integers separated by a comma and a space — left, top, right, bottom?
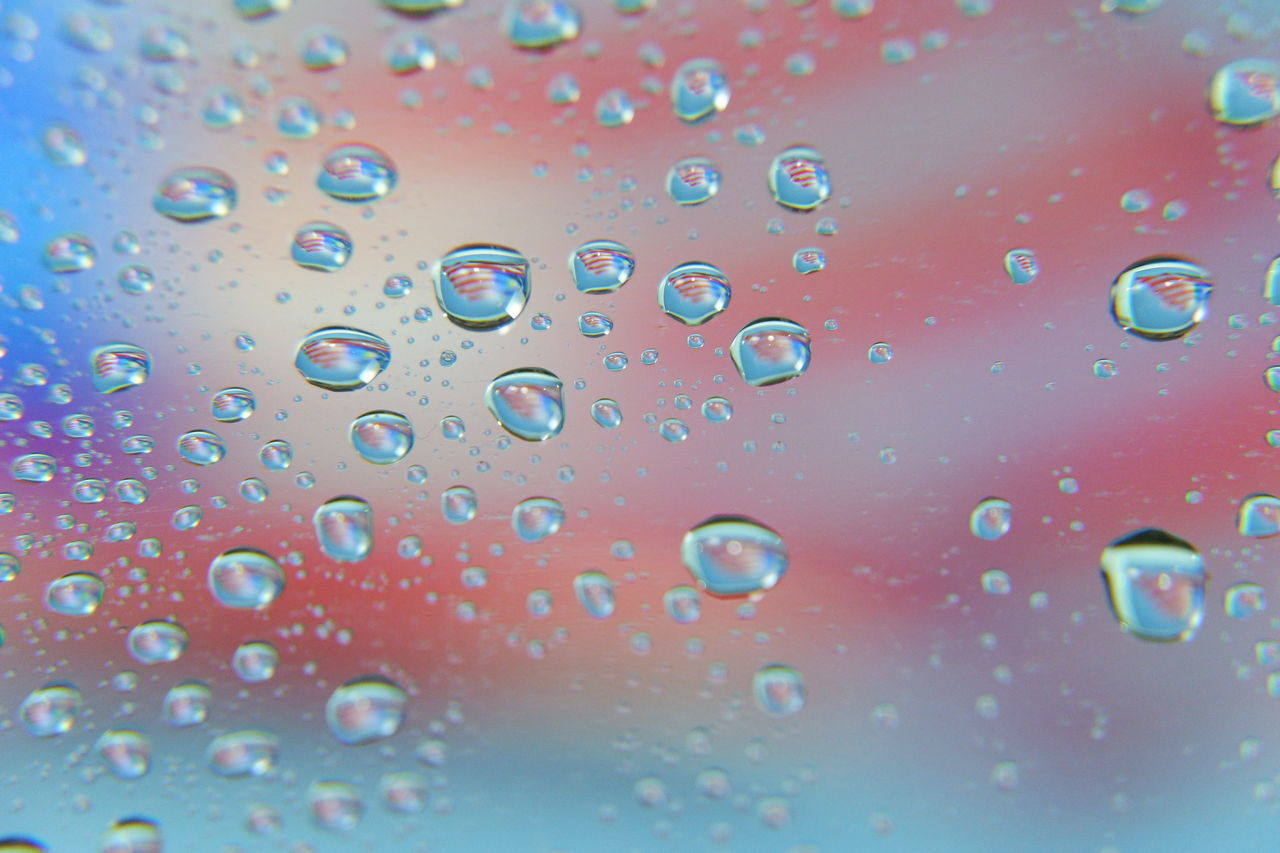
503, 0, 581, 50
117, 264, 155, 295
302, 30, 349, 71
792, 247, 826, 274
981, 569, 1012, 595
578, 312, 614, 336
574, 570, 616, 618
308, 780, 363, 831
127, 620, 188, 664
173, 506, 202, 530
433, 244, 530, 330
753, 664, 805, 716
207, 730, 279, 776
314, 497, 374, 562
42, 124, 86, 167
90, 343, 151, 394
1100, 528, 1205, 642
326, 676, 407, 745
45, 572, 103, 615
442, 485, 477, 524
970, 497, 1012, 541
97, 730, 150, 779
98, 818, 162, 852
671, 59, 730, 123
0, 395, 21, 422
318, 144, 398, 202
202, 88, 246, 130
381, 771, 429, 814
570, 239, 636, 293
730, 318, 811, 386
178, 430, 226, 466
153, 167, 237, 223
0, 554, 18, 583
294, 327, 391, 391
595, 88, 635, 127
1093, 359, 1118, 378
19, 683, 81, 737
667, 157, 721, 205
1003, 248, 1038, 285
868, 342, 893, 364
485, 368, 565, 441
292, 221, 352, 272
682, 516, 788, 597
350, 411, 414, 464
512, 497, 565, 542
162, 681, 211, 727
659, 262, 731, 326
1225, 582, 1266, 619
11, 453, 56, 483
260, 439, 293, 470
234, 0, 291, 19
1209, 58, 1280, 126
590, 398, 623, 429
43, 233, 95, 273
275, 96, 321, 139
664, 586, 701, 623
1110, 257, 1211, 341
209, 548, 285, 609
233, 641, 280, 682
659, 418, 689, 442
1238, 494, 1280, 538
769, 146, 830, 211
382, 0, 464, 13
701, 397, 733, 422
384, 275, 414, 298
212, 387, 256, 422
387, 33, 437, 74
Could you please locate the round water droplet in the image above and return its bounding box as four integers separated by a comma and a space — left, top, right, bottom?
570, 240, 635, 293
294, 327, 391, 391
769, 146, 830, 211
240, 478, 269, 503
663, 586, 701, 623
350, 411, 414, 464
387, 33, 437, 74
433, 244, 530, 330
981, 569, 1012, 595
127, 620, 188, 665
485, 368, 564, 441
309, 780, 363, 831
90, 343, 151, 394
45, 572, 104, 615
969, 497, 1012, 540
503, 0, 581, 50
578, 312, 614, 337
574, 570, 616, 618
381, 771, 429, 814
1238, 494, 1280, 538
153, 167, 237, 223
12, 453, 56, 483
659, 418, 689, 442
0, 394, 22, 422
868, 342, 893, 364
1100, 528, 1205, 642
442, 485, 477, 524
314, 497, 374, 562
666, 157, 721, 205
318, 144, 398, 203
43, 124, 86, 167
97, 730, 150, 779
671, 59, 730, 123
1225, 582, 1266, 619
117, 264, 155, 294
173, 505, 202, 530
1210, 58, 1280, 126
792, 247, 825, 274
178, 430, 225, 466
682, 516, 788, 597
260, 439, 293, 470
753, 664, 805, 716
326, 675, 407, 745
207, 730, 279, 776
302, 30, 348, 71
209, 548, 284, 609
212, 387, 255, 422
591, 398, 623, 429
512, 497, 564, 542
292, 221, 352, 272
1003, 248, 1038, 285
19, 683, 81, 737
1110, 257, 1211, 341
163, 681, 211, 727
202, 88, 246, 130
730, 318, 811, 386
440, 415, 466, 440
43, 233, 95, 273
659, 262, 731, 326
384, 275, 414, 298
595, 88, 635, 127
276, 96, 321, 139
233, 641, 280, 683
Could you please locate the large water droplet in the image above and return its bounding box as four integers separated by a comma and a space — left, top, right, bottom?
90, 343, 151, 394
207, 730, 279, 776
682, 516, 788, 597
209, 548, 284, 609
666, 157, 721, 205
512, 497, 564, 542
153, 167, 237, 223
485, 368, 564, 441
292, 221, 352, 272
326, 676, 407, 745
1238, 494, 1280, 538
1209, 58, 1280, 126
211, 387, 255, 422
1100, 528, 1205, 642
574, 570, 616, 618
314, 497, 374, 562
318, 144, 398, 202
19, 683, 81, 737
442, 485, 477, 524
753, 664, 805, 716
350, 411, 414, 464
570, 239, 635, 293
433, 244, 530, 330
177, 429, 226, 466
45, 572, 104, 615
1110, 257, 1211, 341
11, 453, 56, 483
969, 497, 1012, 541
730, 318, 811, 386
294, 327, 391, 391
127, 620, 188, 664
670, 59, 730, 123
769, 146, 830, 210
97, 730, 151, 779
503, 0, 581, 50
659, 262, 731, 326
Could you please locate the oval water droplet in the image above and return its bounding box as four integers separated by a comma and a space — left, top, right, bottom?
969, 497, 1011, 540
591, 398, 623, 429
433, 244, 530, 330
574, 570, 616, 618
671, 59, 730, 123
292, 221, 352, 272
792, 247, 825, 274
1110, 257, 1211, 341
98, 818, 161, 852
309, 780, 364, 831
294, 327, 391, 391
659, 262, 731, 326
178, 430, 225, 466
682, 516, 789, 597
259, 439, 293, 471
1238, 494, 1280, 538
19, 683, 81, 737
1100, 528, 1205, 642
503, 0, 581, 50
578, 312, 614, 337
753, 664, 805, 716
382, 0, 464, 13
207, 730, 279, 776
769, 146, 830, 211
570, 239, 635, 294
153, 167, 237, 223
12, 453, 56, 483
666, 157, 721, 205
326, 675, 407, 745
1209, 58, 1280, 126
90, 343, 151, 394
595, 89, 635, 127
43, 233, 95, 273
314, 497, 374, 562
730, 318, 811, 386
233, 641, 280, 682
45, 572, 104, 615
442, 485, 477, 524
211, 387, 255, 422
318, 144, 398, 202
350, 411, 414, 464
387, 33, 437, 74
485, 368, 564, 441
663, 586, 702, 623
512, 497, 564, 542
127, 620, 188, 664
162, 681, 211, 727
97, 730, 151, 779
209, 548, 284, 609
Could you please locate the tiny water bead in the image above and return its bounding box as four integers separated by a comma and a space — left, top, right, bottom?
326, 676, 407, 745
295, 327, 391, 391
292, 221, 353, 272
178, 430, 226, 466
433, 244, 530, 330
153, 167, 237, 223
670, 59, 730, 123
19, 683, 82, 737
970, 498, 1012, 541
1110, 257, 1211, 341
90, 342, 151, 394
1209, 58, 1280, 126
260, 439, 293, 470
1100, 528, 1205, 642
659, 262, 732, 326
485, 368, 565, 441
578, 312, 614, 337
318, 144, 398, 203
208, 548, 284, 609
574, 571, 616, 618
511, 497, 564, 542
314, 497, 374, 562
769, 146, 830, 211
753, 664, 805, 717
682, 516, 789, 597
211, 387, 256, 422
233, 641, 280, 683
127, 620, 189, 664
730, 319, 812, 387
1003, 248, 1038, 285
570, 240, 635, 293
591, 398, 623, 429
503, 0, 581, 50
442, 485, 477, 524
1238, 494, 1280, 538
0, 553, 18, 582
350, 411, 414, 464
667, 157, 721, 205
